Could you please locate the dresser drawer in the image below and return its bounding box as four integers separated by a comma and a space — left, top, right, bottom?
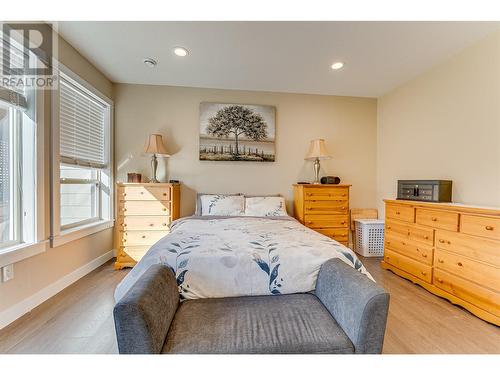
304, 188, 349, 201
119, 200, 171, 216
385, 220, 410, 238
434, 249, 500, 292
384, 249, 432, 283
434, 269, 500, 317
436, 230, 500, 268
119, 216, 170, 231
416, 208, 458, 231
304, 200, 348, 215
304, 214, 349, 228
460, 214, 500, 241
386, 220, 434, 246
315, 228, 349, 242
118, 246, 151, 262
118, 185, 170, 201
121, 230, 169, 246
385, 233, 433, 265
386, 204, 415, 223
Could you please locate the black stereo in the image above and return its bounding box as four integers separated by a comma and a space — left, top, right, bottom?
397, 180, 452, 202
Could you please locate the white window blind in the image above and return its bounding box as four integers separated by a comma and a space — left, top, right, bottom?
59, 75, 107, 168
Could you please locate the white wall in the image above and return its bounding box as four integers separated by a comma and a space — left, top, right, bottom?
377, 31, 500, 213
114, 84, 378, 216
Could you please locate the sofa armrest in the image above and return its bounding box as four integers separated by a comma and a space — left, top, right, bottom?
315, 258, 390, 354
113, 264, 179, 354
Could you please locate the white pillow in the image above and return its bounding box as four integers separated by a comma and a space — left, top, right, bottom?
245, 196, 288, 217
200, 194, 245, 216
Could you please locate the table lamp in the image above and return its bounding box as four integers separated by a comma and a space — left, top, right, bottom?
143, 134, 170, 183
305, 139, 331, 184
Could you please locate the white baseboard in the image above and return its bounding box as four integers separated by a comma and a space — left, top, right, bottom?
0, 249, 115, 330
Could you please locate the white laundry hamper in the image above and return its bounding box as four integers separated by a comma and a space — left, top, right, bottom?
354, 219, 385, 257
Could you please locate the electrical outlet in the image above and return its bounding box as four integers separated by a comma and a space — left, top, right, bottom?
1, 264, 14, 282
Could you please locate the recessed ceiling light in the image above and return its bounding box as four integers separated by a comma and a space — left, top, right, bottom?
173, 47, 189, 57
143, 58, 157, 67
331, 62, 344, 70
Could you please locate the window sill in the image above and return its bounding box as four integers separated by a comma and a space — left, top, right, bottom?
51, 220, 114, 248
0, 241, 49, 268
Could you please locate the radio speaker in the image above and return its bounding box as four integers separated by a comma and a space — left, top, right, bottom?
320, 176, 341, 184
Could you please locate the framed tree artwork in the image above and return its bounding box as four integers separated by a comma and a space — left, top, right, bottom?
199, 102, 276, 162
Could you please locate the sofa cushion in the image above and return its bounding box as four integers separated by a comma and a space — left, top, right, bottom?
162, 293, 354, 354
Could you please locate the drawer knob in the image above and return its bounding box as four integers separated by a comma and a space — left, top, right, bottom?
423, 235, 429, 240
436, 278, 443, 283
142, 235, 146, 239
163, 193, 167, 196
402, 242, 406, 246
149, 223, 154, 226
457, 262, 463, 267
140, 191, 144, 194
447, 241, 451, 245
422, 253, 427, 258
387, 226, 391, 230
341, 207, 346, 210
485, 226, 494, 231
162, 208, 167, 211
162, 223, 167, 226
122, 223, 127, 227
396, 211, 400, 215
123, 193, 127, 197
123, 208, 127, 212
123, 239, 127, 242
438, 239, 445, 243
438, 259, 444, 263
341, 221, 346, 225
421, 271, 427, 276
431, 217, 438, 222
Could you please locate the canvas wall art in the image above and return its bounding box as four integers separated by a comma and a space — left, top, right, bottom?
199, 102, 276, 162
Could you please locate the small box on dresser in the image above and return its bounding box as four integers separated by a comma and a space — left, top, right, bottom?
115, 182, 180, 270
293, 184, 350, 246
381, 199, 500, 326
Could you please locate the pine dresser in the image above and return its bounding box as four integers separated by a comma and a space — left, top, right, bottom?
381, 199, 500, 325
115, 182, 180, 269
293, 184, 350, 246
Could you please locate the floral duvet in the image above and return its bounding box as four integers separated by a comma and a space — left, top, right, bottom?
114, 216, 373, 302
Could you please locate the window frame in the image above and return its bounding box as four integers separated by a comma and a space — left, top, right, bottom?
0, 81, 46, 268
50, 63, 114, 248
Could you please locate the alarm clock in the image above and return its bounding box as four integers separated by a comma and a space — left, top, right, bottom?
320, 176, 341, 184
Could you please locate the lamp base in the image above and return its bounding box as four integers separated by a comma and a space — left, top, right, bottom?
150, 154, 160, 183
312, 157, 321, 184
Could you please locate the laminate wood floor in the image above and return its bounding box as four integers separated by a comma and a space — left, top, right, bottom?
0, 257, 498, 354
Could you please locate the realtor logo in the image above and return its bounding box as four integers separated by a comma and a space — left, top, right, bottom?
1, 22, 58, 89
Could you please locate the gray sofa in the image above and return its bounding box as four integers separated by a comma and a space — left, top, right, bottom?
113, 258, 390, 354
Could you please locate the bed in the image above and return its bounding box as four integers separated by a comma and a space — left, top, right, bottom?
115, 214, 373, 302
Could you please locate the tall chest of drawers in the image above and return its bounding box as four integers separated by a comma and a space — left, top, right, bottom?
293, 184, 350, 246
381, 199, 500, 325
115, 183, 180, 270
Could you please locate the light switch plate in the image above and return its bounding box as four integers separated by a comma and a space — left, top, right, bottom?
2, 264, 14, 282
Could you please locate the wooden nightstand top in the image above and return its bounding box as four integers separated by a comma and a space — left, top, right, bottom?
293, 184, 351, 188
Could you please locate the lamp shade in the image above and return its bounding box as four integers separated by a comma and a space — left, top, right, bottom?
143, 134, 170, 156
305, 139, 331, 160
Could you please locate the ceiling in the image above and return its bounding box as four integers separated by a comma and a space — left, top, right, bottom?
57, 21, 500, 97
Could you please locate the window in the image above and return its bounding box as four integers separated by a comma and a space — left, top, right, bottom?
0, 102, 22, 247
53, 67, 112, 239
0, 37, 40, 256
